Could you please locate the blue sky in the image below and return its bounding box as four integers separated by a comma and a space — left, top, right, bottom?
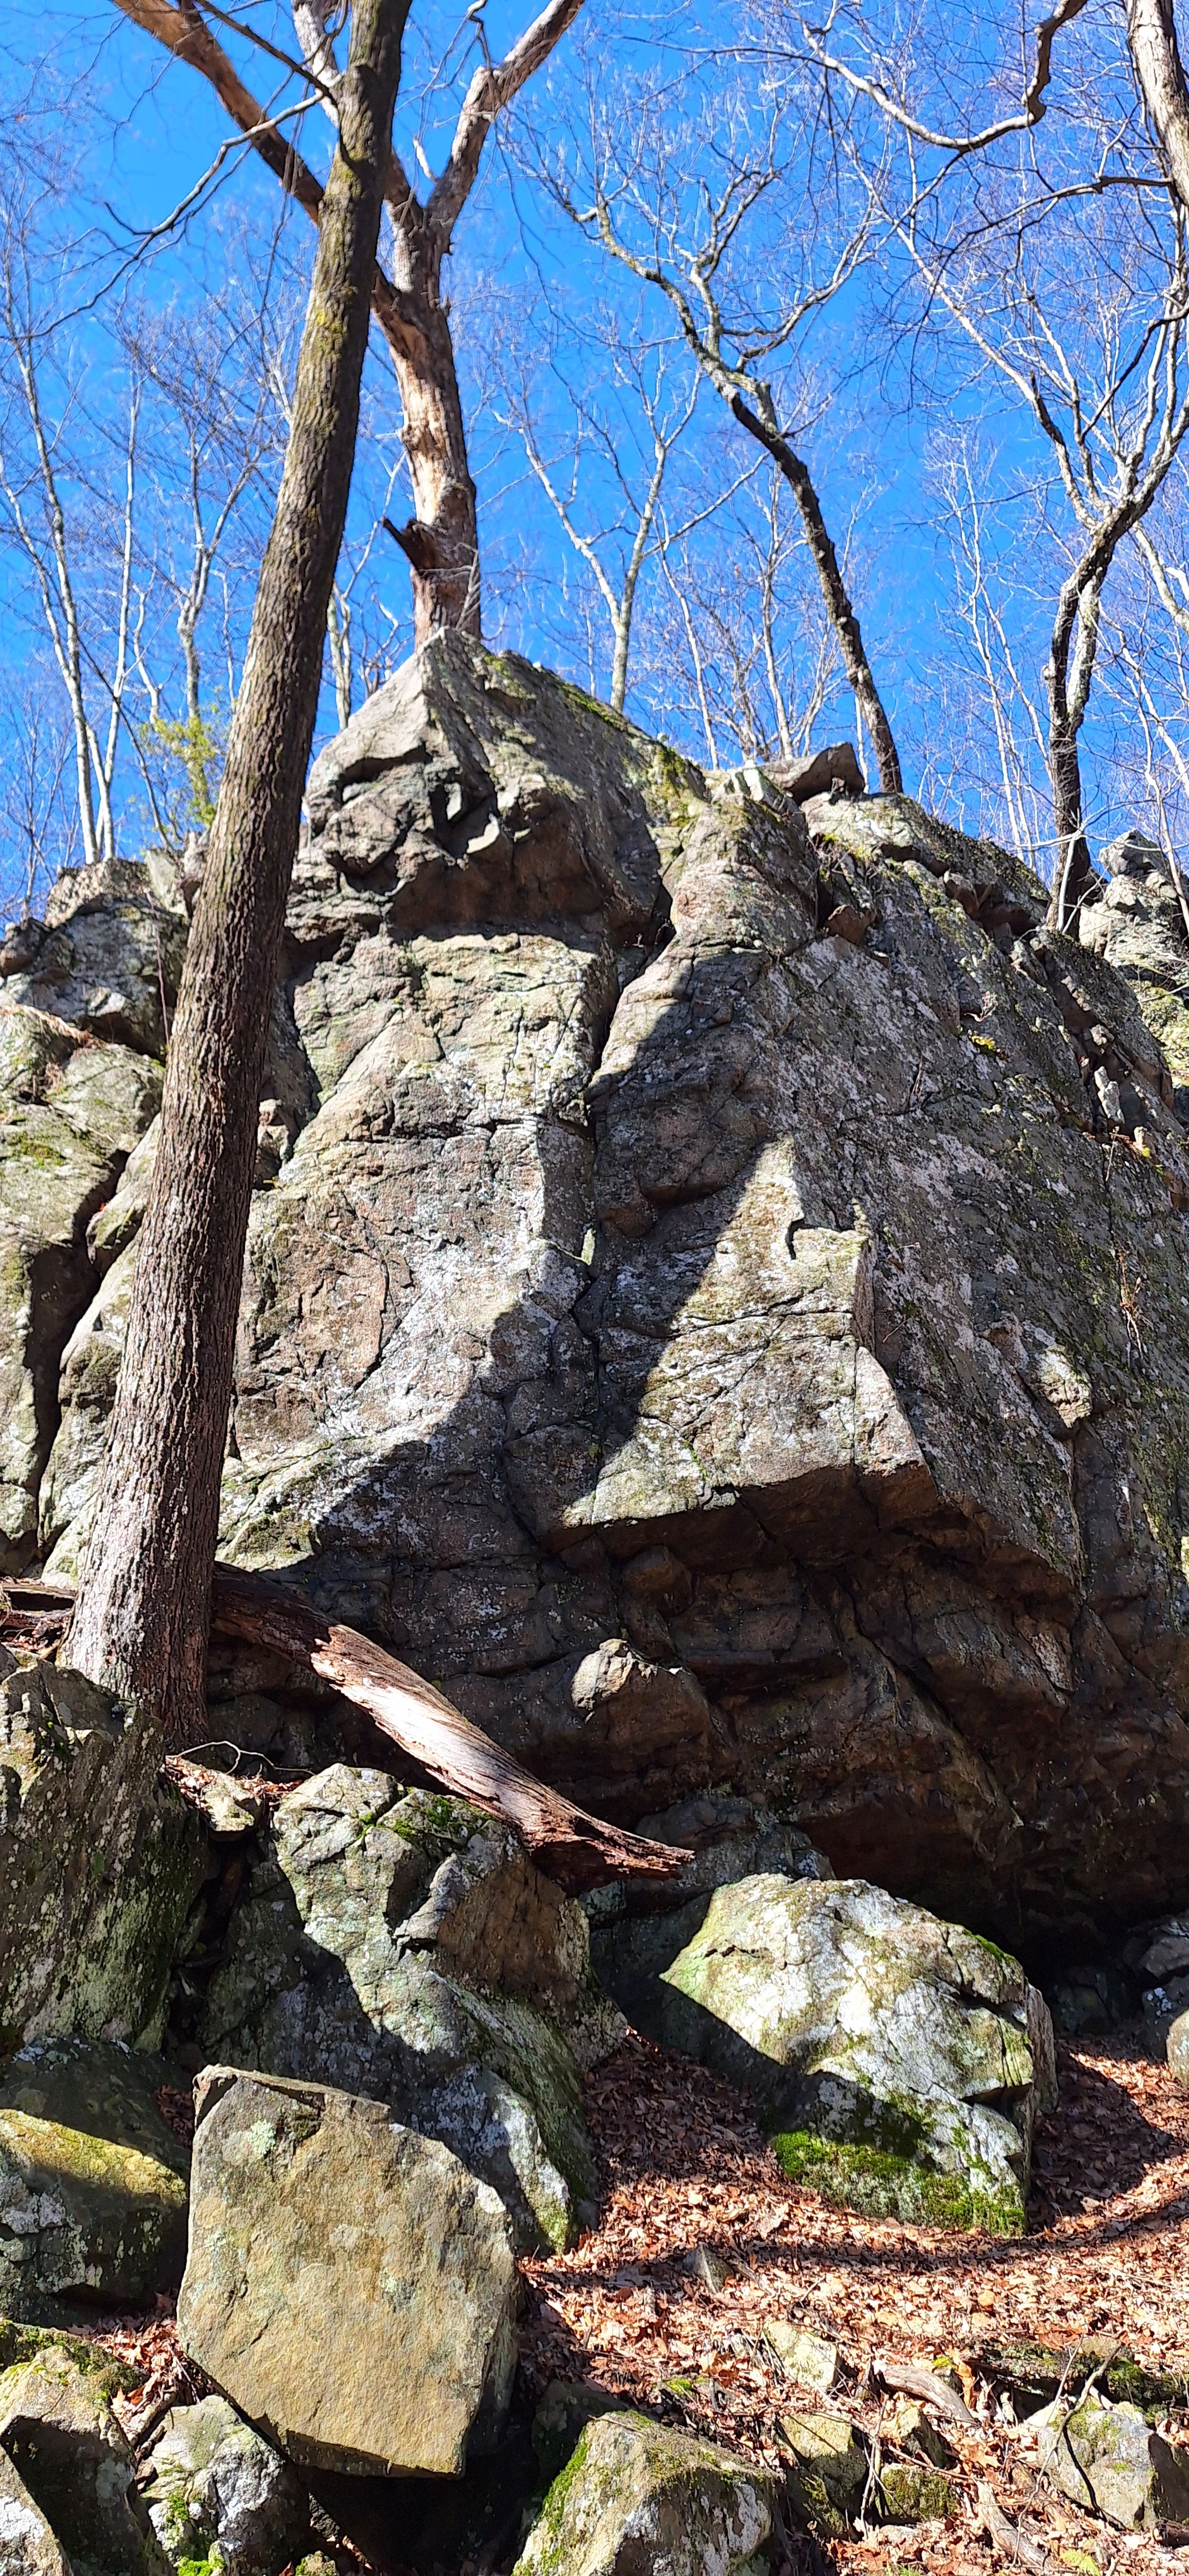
0, 0, 1182, 912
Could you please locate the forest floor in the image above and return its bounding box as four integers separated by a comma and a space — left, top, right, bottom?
100, 2028, 1189, 2575
518, 2031, 1189, 2576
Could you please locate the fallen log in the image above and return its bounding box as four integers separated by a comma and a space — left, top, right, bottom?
1, 1567, 691, 1895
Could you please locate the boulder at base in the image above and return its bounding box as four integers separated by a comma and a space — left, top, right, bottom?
0, 2342, 168, 2574
657, 1875, 1056, 2231
1031, 2391, 1189, 2529
142, 2395, 309, 2576
0, 2445, 71, 2576
177, 2066, 516, 2477
198, 1768, 623, 2251
512, 2410, 783, 2576
0, 2038, 189, 2323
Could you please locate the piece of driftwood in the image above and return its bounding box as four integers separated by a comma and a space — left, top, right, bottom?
1, 1568, 690, 1895
975, 2480, 1055, 2574
873, 2357, 980, 2429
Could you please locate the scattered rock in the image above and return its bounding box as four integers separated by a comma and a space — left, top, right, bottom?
770, 742, 866, 802
142, 2394, 309, 2576
177, 2066, 516, 2477
763, 2322, 838, 2393
684, 2245, 734, 2292
778, 2408, 869, 2534
0, 2342, 168, 2573
531, 2380, 629, 2486
656, 1875, 1054, 2229
1168, 2008, 1189, 2091
975, 2336, 1189, 2421
0, 2038, 189, 2322
879, 2461, 957, 2522
512, 2408, 783, 2575
1047, 1960, 1140, 2037
884, 2399, 955, 2467
1031, 2389, 1189, 2529
0, 2446, 71, 2576
198, 1767, 622, 2249
588, 1793, 829, 2035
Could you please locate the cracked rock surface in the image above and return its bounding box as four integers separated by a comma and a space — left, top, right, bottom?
11, 635, 1189, 1953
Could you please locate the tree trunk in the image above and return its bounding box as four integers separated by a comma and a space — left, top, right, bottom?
68, 0, 411, 1742
1047, 716, 1094, 929
732, 392, 903, 793
1046, 586, 1095, 930
1127, 0, 1189, 210
383, 239, 481, 641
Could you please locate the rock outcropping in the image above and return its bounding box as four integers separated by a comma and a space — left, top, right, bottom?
7, 636, 1189, 1954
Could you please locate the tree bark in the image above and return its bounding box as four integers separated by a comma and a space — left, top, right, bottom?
381, 201, 481, 640
1127, 0, 1189, 210
69, 0, 411, 1742
1047, 707, 1093, 928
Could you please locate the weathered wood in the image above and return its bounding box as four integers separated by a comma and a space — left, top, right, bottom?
211, 1569, 690, 1891
4, 1571, 690, 1894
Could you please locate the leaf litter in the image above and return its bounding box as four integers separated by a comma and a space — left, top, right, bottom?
520, 2031, 1189, 2576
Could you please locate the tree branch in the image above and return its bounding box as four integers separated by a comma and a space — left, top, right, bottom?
427, 0, 584, 249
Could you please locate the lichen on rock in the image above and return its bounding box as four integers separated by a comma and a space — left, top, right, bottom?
655, 1873, 1054, 2230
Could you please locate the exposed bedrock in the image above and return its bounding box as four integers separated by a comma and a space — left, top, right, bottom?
12, 635, 1189, 1956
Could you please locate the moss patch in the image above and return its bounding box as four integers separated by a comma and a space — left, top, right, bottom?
767, 2128, 1025, 2235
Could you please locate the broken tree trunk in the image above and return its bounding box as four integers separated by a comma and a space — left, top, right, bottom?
3, 1570, 690, 1894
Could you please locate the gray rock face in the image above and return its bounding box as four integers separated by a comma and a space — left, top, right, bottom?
0, 1661, 207, 2056
1082, 832, 1189, 1088
0, 2343, 169, 2574
0, 2037, 189, 2322
142, 2396, 309, 2576
12, 640, 1189, 1948
198, 1767, 623, 2249
0, 2447, 71, 2576
512, 2409, 782, 2576
1032, 2390, 1189, 2528
655, 1874, 1055, 2231
177, 2067, 517, 2478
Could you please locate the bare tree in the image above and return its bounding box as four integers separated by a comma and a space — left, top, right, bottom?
503, 339, 698, 713
893, 194, 1189, 924
535, 70, 902, 786
0, 225, 144, 871
112, 0, 584, 642
69, 0, 410, 1741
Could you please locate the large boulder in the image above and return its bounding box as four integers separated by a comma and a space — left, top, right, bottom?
1081, 830, 1189, 1090
177, 2066, 517, 2477
1032, 2390, 1189, 2528
0, 2446, 71, 2576
197, 1767, 622, 2250
655, 1873, 1056, 2231
0, 1659, 206, 2057
512, 2410, 783, 2576
141, 2396, 309, 2576
13, 641, 1189, 1949
588, 1790, 830, 2031
0, 2037, 189, 2323
0, 2342, 168, 2574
